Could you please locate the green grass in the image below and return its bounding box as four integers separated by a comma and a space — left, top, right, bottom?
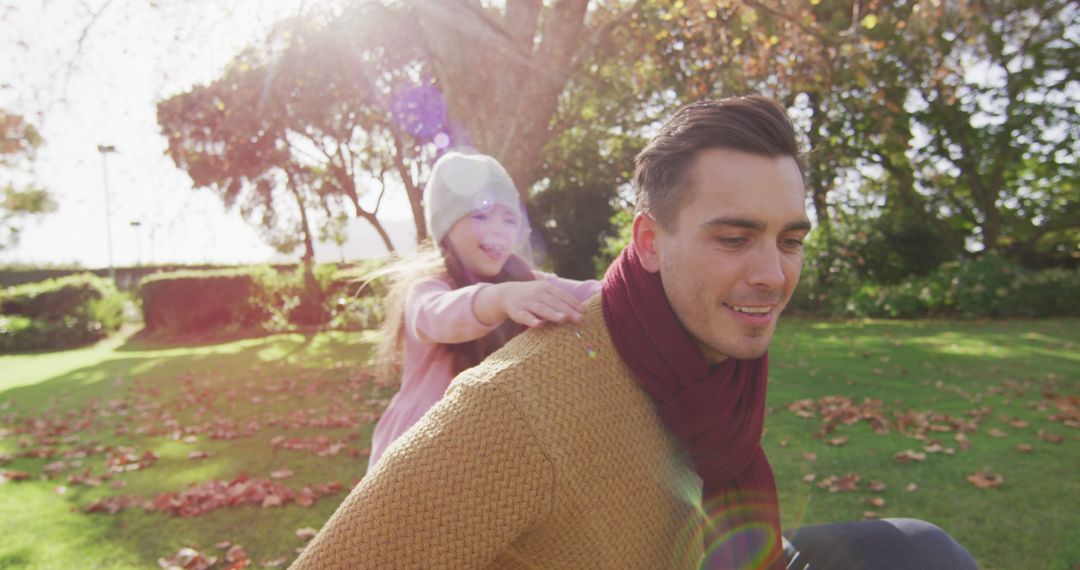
766, 318, 1079, 570
1, 319, 1077, 569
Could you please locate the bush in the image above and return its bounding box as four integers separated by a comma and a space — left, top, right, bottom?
137, 261, 390, 337
139, 267, 276, 336
0, 273, 124, 352
837, 254, 1080, 318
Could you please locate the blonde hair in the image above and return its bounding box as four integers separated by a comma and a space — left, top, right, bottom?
368, 239, 536, 386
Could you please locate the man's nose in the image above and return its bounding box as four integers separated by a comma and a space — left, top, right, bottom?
747, 242, 786, 290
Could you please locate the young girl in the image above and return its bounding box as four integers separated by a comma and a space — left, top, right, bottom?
367, 151, 601, 468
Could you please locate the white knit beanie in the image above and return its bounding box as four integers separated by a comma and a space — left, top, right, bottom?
423, 151, 522, 244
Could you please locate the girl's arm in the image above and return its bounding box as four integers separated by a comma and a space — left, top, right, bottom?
535, 271, 602, 303
406, 279, 502, 345
474, 280, 587, 328
408, 277, 589, 345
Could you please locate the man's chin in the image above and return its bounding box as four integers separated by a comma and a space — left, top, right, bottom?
701, 336, 773, 362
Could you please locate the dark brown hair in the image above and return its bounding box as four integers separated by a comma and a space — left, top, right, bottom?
633, 95, 804, 229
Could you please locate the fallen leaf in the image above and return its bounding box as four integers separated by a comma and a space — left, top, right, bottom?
801, 452, 818, 462
863, 511, 881, 519
269, 469, 294, 480
894, 449, 926, 463
0, 470, 32, 484
188, 451, 213, 460
1016, 443, 1034, 453
868, 480, 887, 492
802, 473, 817, 483
967, 470, 1004, 489
817, 473, 860, 492
906, 482, 919, 493
827, 436, 849, 447
296, 527, 318, 541
1037, 429, 1064, 444
867, 497, 886, 508
987, 428, 1008, 438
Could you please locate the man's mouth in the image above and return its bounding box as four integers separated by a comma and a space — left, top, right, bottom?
724, 303, 773, 315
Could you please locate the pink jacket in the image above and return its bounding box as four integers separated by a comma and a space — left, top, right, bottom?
368, 273, 601, 469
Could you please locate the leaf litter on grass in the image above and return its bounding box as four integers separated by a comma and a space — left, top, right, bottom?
1, 359, 383, 567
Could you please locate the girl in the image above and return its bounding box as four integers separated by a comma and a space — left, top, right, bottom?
367, 151, 601, 468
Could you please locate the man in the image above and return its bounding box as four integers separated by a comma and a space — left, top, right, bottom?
290, 96, 976, 569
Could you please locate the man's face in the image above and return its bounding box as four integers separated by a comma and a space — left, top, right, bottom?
638, 148, 810, 362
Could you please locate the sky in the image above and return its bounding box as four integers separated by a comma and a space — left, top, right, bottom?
1, 0, 414, 268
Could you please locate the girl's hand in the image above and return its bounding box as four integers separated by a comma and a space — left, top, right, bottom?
476, 281, 585, 328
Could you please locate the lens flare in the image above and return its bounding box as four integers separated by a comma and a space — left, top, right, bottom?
675, 489, 785, 569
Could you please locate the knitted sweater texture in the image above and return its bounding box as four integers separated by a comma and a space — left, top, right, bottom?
290, 296, 705, 569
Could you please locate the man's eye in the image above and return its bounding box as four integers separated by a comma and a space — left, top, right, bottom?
471, 213, 488, 221
716, 237, 746, 246
783, 238, 805, 249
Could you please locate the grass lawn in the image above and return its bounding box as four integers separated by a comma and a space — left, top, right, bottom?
1, 319, 1077, 569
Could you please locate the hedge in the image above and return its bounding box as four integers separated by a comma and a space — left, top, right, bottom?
838, 254, 1080, 319
0, 273, 125, 352
137, 261, 386, 337
139, 267, 277, 335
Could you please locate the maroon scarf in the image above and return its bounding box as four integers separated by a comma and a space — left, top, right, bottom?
601, 246, 784, 570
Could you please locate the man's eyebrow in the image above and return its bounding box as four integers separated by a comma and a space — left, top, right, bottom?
702, 217, 764, 231
701, 217, 813, 232
784, 220, 813, 232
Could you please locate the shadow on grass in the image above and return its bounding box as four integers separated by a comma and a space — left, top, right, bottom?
0, 329, 369, 411
0, 328, 378, 567
116, 324, 339, 352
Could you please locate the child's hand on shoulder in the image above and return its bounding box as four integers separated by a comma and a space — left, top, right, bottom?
479, 281, 585, 328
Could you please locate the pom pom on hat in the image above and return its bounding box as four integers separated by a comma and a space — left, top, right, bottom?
423, 152, 522, 244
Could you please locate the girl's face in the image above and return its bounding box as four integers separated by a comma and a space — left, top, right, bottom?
445, 204, 522, 279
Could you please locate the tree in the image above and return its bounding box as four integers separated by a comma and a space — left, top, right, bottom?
1, 110, 55, 249
411, 0, 595, 193
158, 3, 440, 259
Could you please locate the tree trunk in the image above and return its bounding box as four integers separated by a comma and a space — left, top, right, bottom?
285, 169, 317, 263
413, 0, 590, 195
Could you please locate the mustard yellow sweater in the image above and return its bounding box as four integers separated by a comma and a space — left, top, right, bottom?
290, 297, 705, 569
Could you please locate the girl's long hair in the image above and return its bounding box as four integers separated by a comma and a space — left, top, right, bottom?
371, 238, 536, 385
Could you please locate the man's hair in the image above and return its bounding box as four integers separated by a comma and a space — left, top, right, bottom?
633, 95, 804, 229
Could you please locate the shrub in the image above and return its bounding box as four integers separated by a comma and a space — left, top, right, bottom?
0, 273, 124, 352
837, 254, 1079, 319
139, 267, 276, 336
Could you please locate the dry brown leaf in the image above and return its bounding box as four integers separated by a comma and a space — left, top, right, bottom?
894, 449, 926, 463
1037, 429, 1064, 444
1016, 443, 1034, 453
296, 527, 319, 541
867, 497, 886, 508
987, 428, 1008, 438
801, 452, 818, 462
827, 436, 849, 446
868, 480, 887, 492
905, 482, 919, 493
967, 470, 1004, 489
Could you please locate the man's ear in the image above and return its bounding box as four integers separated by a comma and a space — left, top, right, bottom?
632, 214, 662, 273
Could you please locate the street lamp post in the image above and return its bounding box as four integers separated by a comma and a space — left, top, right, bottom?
130, 220, 142, 266
97, 144, 117, 282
